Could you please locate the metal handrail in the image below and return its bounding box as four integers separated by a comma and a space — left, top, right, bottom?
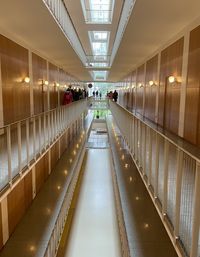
0, 99, 87, 192
109, 100, 200, 257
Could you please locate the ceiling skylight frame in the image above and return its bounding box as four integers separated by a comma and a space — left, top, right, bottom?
81, 0, 115, 24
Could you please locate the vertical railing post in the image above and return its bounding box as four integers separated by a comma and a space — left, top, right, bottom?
33, 117, 36, 160
143, 125, 147, 175
48, 112, 50, 146
17, 122, 22, 174
26, 119, 30, 166
162, 140, 169, 215
6, 125, 12, 185
39, 115, 42, 154
174, 149, 183, 238
148, 128, 152, 186
190, 162, 200, 257
44, 114, 47, 149
154, 133, 160, 197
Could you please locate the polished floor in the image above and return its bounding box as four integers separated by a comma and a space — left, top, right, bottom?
57, 149, 121, 257
106, 115, 178, 257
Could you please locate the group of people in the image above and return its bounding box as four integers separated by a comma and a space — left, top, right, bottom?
63, 87, 88, 105
92, 90, 102, 99
107, 90, 118, 102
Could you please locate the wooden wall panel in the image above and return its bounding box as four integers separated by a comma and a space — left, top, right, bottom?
131, 71, 136, 111
158, 38, 184, 134
144, 55, 158, 122
7, 180, 25, 235
184, 26, 200, 146
51, 141, 59, 172
0, 35, 30, 124
49, 63, 58, 110
32, 53, 48, 114
0, 204, 3, 250
136, 64, 145, 115
59, 69, 68, 106
24, 172, 33, 209
35, 153, 49, 194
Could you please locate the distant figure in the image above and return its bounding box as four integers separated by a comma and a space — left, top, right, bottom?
113, 90, 118, 102
99, 92, 102, 99
93, 91, 95, 97
63, 89, 73, 105
108, 91, 113, 99
95, 90, 99, 97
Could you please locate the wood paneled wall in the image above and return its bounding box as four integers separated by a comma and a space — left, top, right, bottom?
0, 34, 77, 125
35, 153, 49, 194
184, 26, 200, 146
158, 38, 184, 134
32, 54, 48, 114
51, 141, 60, 172
136, 64, 145, 115
131, 70, 136, 111
0, 35, 30, 124
49, 63, 59, 110
7, 172, 32, 235
144, 55, 158, 122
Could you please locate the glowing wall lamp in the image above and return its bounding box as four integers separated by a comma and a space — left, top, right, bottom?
168, 75, 181, 85
23, 76, 30, 83
44, 80, 49, 86
138, 83, 143, 88
149, 80, 156, 87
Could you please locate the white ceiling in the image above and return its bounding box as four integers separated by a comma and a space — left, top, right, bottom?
0, 0, 200, 82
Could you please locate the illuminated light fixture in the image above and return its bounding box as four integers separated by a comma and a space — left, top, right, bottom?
57, 185, 61, 190
44, 80, 49, 86
55, 82, 59, 87
138, 83, 143, 88
64, 170, 68, 175
135, 196, 140, 200
129, 176, 133, 182
149, 80, 156, 87
125, 163, 128, 168
168, 76, 175, 83
144, 223, 149, 229
24, 77, 30, 83
132, 85, 135, 89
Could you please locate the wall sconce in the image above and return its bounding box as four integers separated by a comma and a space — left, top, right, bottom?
168, 76, 176, 83
54, 82, 59, 87
149, 80, 156, 87
23, 77, 30, 83
168, 75, 181, 85
44, 80, 49, 86
138, 83, 143, 88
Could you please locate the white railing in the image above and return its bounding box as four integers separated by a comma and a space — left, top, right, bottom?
43, 135, 86, 257
109, 100, 200, 257
42, 0, 87, 65
0, 100, 87, 191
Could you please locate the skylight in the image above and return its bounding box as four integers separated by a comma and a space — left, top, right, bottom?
81, 0, 114, 24
88, 62, 108, 67
91, 70, 108, 80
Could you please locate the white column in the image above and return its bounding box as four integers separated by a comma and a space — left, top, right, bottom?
178, 31, 190, 137
47, 62, 50, 111
29, 50, 34, 116
0, 57, 4, 129
155, 52, 161, 124
1, 197, 9, 244
143, 62, 146, 117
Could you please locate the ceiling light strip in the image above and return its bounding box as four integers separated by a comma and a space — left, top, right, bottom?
110, 0, 136, 65
42, 0, 87, 65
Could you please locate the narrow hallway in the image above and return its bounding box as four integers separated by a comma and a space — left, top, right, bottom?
57, 148, 121, 257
